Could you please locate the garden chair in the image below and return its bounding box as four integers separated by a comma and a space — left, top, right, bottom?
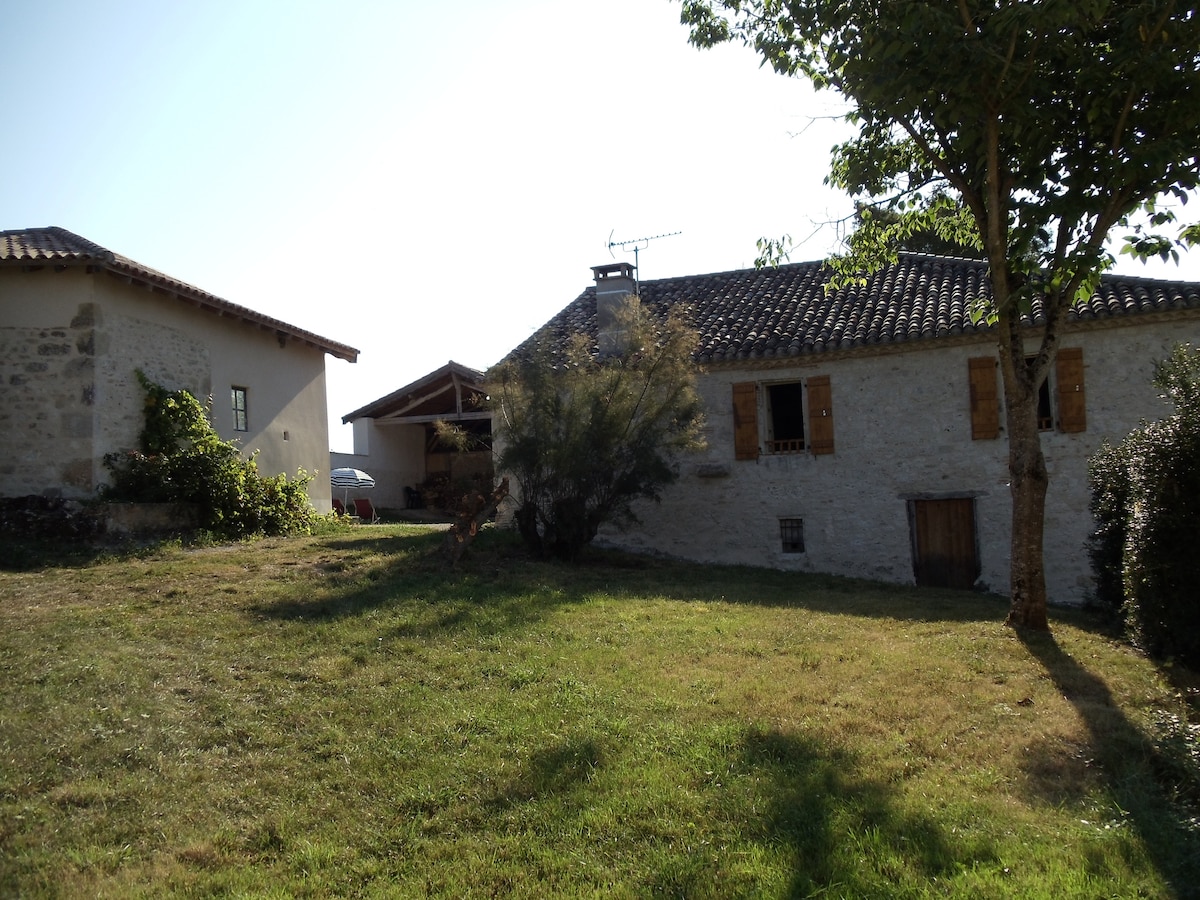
353, 497, 379, 523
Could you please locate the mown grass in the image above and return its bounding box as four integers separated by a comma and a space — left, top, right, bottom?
1, 524, 1197, 898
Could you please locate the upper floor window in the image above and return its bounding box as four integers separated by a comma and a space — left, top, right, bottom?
968, 347, 1086, 440
1034, 370, 1053, 431
231, 386, 248, 432
732, 376, 834, 460
766, 382, 806, 453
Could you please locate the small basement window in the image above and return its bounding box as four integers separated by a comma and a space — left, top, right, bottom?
779, 517, 805, 553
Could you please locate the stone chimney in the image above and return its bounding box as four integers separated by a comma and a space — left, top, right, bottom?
592, 262, 638, 355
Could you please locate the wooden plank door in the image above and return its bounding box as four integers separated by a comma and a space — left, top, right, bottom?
911, 499, 979, 590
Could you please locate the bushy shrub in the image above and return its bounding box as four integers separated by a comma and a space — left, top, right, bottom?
1088, 345, 1200, 665
102, 372, 315, 538
491, 305, 705, 561
1086, 439, 1133, 621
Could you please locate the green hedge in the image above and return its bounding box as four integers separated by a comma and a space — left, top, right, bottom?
1088, 345, 1200, 666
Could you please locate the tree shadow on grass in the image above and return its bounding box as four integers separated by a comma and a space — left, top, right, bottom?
645, 725, 978, 897
188, 518, 1011, 630
248, 528, 594, 639
580, 546, 1014, 625
487, 736, 604, 810
471, 723, 969, 896
1018, 629, 1200, 894
0, 534, 193, 571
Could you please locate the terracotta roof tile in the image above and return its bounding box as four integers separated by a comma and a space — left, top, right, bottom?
1, 226, 359, 362
519, 253, 1200, 366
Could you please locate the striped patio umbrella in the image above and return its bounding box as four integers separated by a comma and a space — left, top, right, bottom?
330, 467, 375, 505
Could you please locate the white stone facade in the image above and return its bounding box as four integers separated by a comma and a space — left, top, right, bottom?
598, 315, 1199, 606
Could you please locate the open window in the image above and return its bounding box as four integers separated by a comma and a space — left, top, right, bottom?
1034, 369, 1053, 431
766, 382, 805, 453
969, 348, 1086, 438
731, 377, 834, 459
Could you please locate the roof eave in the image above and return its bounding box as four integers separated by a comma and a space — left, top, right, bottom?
342, 361, 486, 422
98, 259, 359, 362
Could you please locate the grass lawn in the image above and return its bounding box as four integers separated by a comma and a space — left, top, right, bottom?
1, 524, 1198, 898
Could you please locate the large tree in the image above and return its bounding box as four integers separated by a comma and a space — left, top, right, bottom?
681, 0, 1200, 628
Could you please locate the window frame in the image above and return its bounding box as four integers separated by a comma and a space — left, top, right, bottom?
231, 386, 249, 433
731, 375, 835, 459
970, 349, 1086, 438
779, 517, 805, 553
764, 381, 806, 454
1033, 368, 1053, 432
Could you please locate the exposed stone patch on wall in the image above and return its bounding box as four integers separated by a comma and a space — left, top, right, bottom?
0, 309, 96, 498
104, 502, 199, 534
93, 312, 210, 491
1, 297, 211, 499
0, 497, 197, 540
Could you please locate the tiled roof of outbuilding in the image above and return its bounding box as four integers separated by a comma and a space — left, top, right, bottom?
1, 226, 359, 362
522, 253, 1200, 365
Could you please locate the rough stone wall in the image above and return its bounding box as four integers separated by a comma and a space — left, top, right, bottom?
598, 317, 1199, 606
93, 311, 211, 491
0, 304, 98, 497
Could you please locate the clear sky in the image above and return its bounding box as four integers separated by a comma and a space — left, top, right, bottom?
5, 1, 1198, 452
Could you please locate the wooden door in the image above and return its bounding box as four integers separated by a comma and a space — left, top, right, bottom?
911, 498, 978, 590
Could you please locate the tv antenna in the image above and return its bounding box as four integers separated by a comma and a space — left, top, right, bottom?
607, 229, 682, 278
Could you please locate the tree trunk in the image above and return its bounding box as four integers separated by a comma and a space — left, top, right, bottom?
997, 330, 1051, 630
444, 477, 509, 564
1004, 403, 1050, 630
515, 502, 543, 557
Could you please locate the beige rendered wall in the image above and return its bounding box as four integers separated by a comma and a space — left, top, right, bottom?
333, 421, 426, 509
598, 316, 1199, 606
1, 267, 336, 511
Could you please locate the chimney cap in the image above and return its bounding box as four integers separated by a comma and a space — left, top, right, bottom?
591, 262, 636, 281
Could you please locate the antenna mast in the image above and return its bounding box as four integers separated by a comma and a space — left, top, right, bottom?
607, 229, 682, 288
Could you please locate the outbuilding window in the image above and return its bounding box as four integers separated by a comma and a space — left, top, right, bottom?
232, 386, 249, 432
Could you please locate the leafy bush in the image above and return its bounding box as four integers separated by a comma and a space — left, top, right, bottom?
1088, 344, 1200, 665
1086, 438, 1133, 622
491, 304, 705, 560
102, 372, 315, 538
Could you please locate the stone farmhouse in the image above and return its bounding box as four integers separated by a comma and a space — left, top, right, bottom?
335, 361, 492, 512
0, 227, 358, 513
513, 257, 1200, 605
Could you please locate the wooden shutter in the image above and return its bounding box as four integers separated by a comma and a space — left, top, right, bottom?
807, 375, 835, 455
968, 357, 999, 440
732, 382, 760, 460
1056, 346, 1086, 433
